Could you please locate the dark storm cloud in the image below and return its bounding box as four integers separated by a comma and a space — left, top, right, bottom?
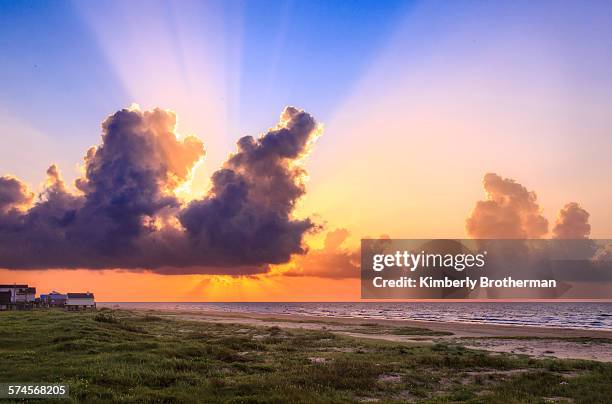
178, 107, 319, 267
0, 106, 320, 274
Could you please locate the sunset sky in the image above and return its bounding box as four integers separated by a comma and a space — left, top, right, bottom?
1, 0, 611, 301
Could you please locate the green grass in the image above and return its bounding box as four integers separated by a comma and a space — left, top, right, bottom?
353, 323, 453, 337
0, 309, 610, 403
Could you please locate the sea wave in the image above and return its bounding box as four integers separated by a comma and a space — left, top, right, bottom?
98, 302, 612, 331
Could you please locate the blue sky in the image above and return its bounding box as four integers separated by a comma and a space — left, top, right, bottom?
0, 0, 408, 186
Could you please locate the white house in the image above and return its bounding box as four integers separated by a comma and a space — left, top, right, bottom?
66, 293, 96, 310
0, 284, 27, 302
17, 287, 36, 304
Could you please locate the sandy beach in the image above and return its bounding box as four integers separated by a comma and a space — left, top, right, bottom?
136, 308, 612, 363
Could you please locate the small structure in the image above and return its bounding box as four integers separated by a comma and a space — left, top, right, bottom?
40, 291, 68, 307
0, 284, 28, 302
66, 292, 96, 310
18, 287, 37, 304
0, 284, 36, 310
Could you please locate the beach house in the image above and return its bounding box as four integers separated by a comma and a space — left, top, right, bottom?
0, 284, 36, 309
40, 291, 68, 307
66, 293, 96, 310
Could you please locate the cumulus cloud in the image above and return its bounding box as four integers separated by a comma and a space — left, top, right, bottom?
466, 173, 548, 239
465, 175, 603, 298
0, 106, 320, 274
552, 202, 591, 239
282, 229, 360, 279
0, 176, 33, 213
178, 106, 320, 267
550, 202, 598, 264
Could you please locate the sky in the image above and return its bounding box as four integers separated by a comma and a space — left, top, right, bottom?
1, 0, 611, 301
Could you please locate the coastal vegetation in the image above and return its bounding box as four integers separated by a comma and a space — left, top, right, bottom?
0, 309, 610, 403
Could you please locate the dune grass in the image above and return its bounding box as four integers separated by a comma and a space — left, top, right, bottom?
0, 309, 610, 403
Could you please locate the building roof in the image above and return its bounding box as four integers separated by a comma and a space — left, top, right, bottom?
0, 284, 28, 288
67, 293, 94, 299
42, 293, 67, 302
0, 291, 10, 304
45, 291, 67, 298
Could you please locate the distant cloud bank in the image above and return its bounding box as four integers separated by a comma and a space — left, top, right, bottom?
466, 172, 590, 240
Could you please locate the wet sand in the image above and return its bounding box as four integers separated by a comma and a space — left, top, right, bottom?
133, 308, 612, 362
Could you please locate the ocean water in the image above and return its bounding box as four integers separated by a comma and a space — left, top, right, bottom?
98, 302, 612, 331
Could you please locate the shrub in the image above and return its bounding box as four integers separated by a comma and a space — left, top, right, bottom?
94, 313, 118, 324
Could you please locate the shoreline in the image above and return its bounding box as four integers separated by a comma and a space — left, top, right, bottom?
97, 301, 612, 333
119, 308, 612, 362
114, 307, 612, 338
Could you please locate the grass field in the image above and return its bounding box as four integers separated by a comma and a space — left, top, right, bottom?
0, 309, 611, 403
